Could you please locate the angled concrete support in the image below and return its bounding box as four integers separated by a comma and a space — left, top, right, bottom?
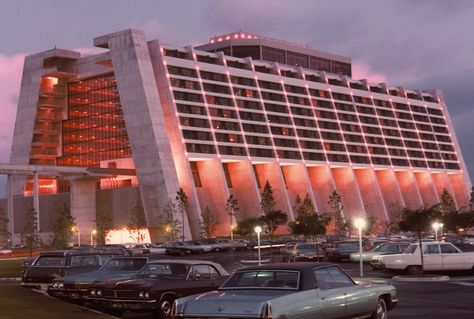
414, 171, 440, 208
281, 164, 318, 214
331, 167, 365, 220
354, 168, 388, 222
395, 171, 424, 209
307, 165, 337, 215
448, 173, 470, 210
374, 169, 405, 218
432, 172, 458, 208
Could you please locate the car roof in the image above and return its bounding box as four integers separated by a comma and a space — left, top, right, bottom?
146, 259, 221, 266
38, 249, 122, 256
238, 262, 337, 272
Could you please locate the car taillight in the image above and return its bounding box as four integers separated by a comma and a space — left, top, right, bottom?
263, 303, 272, 319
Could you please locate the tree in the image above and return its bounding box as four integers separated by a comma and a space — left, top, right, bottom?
176, 188, 189, 242
50, 203, 76, 248
225, 195, 239, 239
328, 191, 347, 236
21, 206, 40, 256
293, 195, 303, 215
161, 198, 181, 242
469, 186, 474, 212
128, 199, 148, 243
235, 217, 261, 238
260, 181, 276, 214
364, 206, 382, 236
200, 206, 218, 239
398, 206, 441, 276
259, 210, 288, 240
95, 208, 112, 245
440, 189, 457, 214
0, 205, 10, 247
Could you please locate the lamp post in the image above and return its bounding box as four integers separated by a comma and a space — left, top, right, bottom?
353, 217, 366, 277
90, 229, 97, 246
71, 226, 80, 247
255, 226, 262, 265
230, 224, 235, 241
439, 223, 444, 241
432, 222, 440, 241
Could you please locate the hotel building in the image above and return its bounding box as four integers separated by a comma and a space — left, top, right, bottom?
9, 29, 471, 242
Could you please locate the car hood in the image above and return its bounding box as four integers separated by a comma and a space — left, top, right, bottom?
57, 270, 140, 285
177, 289, 292, 316
93, 277, 168, 290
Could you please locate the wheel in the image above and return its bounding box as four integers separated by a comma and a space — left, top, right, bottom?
179, 250, 186, 256
214, 247, 221, 252
159, 296, 175, 319
406, 265, 423, 276
370, 298, 387, 319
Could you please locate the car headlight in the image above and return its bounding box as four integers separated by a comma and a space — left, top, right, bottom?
139, 291, 144, 298
58, 282, 64, 289
90, 289, 96, 295
52, 282, 59, 288
96, 289, 102, 296
139, 291, 150, 298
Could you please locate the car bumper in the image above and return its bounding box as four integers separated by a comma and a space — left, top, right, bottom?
388, 295, 399, 310
22, 282, 49, 290
85, 297, 157, 311
370, 260, 385, 269
294, 256, 324, 261
48, 288, 88, 299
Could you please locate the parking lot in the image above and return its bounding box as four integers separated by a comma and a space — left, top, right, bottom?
4, 248, 474, 318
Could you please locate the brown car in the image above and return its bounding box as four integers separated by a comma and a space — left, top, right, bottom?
85, 259, 229, 318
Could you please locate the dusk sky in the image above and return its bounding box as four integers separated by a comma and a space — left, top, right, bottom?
0, 0, 473, 195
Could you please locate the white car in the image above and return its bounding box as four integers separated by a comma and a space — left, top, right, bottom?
372, 241, 474, 275
0, 248, 13, 255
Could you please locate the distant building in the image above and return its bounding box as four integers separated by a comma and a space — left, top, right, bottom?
10, 29, 471, 243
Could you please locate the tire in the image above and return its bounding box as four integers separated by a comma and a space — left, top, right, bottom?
406, 265, 423, 276
214, 247, 221, 253
371, 298, 387, 319
179, 250, 186, 257
159, 296, 175, 319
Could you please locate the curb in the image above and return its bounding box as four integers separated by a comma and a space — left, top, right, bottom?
392, 275, 450, 282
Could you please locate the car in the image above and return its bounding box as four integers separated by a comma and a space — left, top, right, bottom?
199, 239, 231, 252
186, 241, 213, 253
172, 262, 398, 319
452, 242, 474, 252
325, 240, 360, 262
350, 242, 411, 264
47, 256, 149, 300
0, 247, 13, 255
165, 241, 205, 255
85, 259, 229, 318
288, 243, 325, 262
22, 249, 124, 290
145, 243, 167, 254
125, 243, 151, 255
231, 239, 251, 250
372, 241, 474, 275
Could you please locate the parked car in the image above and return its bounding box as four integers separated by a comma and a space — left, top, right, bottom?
288, 243, 325, 262
280, 242, 298, 262
325, 240, 360, 262
125, 243, 151, 255
85, 259, 229, 318
199, 239, 231, 252
452, 242, 474, 252
186, 241, 213, 253
172, 262, 398, 319
165, 241, 205, 255
231, 239, 251, 250
350, 242, 411, 264
22, 249, 124, 290
0, 247, 13, 255
372, 241, 474, 275
47, 256, 149, 300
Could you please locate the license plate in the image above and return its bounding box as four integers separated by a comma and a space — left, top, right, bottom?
308, 256, 314, 259
112, 303, 123, 309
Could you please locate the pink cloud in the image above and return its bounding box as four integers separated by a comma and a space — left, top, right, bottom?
0, 53, 24, 163
352, 61, 387, 84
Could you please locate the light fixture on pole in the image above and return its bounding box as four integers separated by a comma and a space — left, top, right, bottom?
71, 226, 80, 247
353, 217, 366, 277
432, 222, 440, 241
255, 226, 262, 265
90, 229, 97, 246
230, 224, 235, 241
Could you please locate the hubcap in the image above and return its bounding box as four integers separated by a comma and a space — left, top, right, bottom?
161, 300, 171, 317
376, 301, 387, 319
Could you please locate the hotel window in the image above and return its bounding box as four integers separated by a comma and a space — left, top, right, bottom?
327, 153, 349, 163
331, 93, 352, 102
285, 84, 306, 95
200, 71, 227, 82
246, 135, 271, 145
350, 155, 370, 164
394, 103, 410, 111
163, 49, 190, 59
258, 80, 283, 91
287, 51, 308, 68
356, 105, 376, 115
293, 117, 316, 127
167, 66, 197, 78
305, 74, 325, 83
308, 89, 331, 99
209, 108, 237, 119
277, 150, 302, 160
334, 103, 355, 112
239, 111, 265, 121
330, 61, 352, 77
212, 120, 240, 131
265, 103, 288, 113
309, 56, 331, 72
203, 83, 231, 95
196, 54, 221, 65
274, 138, 298, 148
267, 114, 292, 125
182, 130, 213, 141
303, 152, 326, 161
287, 96, 310, 106
297, 129, 319, 138
250, 148, 275, 160
372, 157, 391, 165
300, 140, 322, 150
262, 46, 285, 64
318, 120, 339, 130
261, 91, 285, 102
215, 133, 243, 143
185, 143, 216, 154
232, 45, 260, 60
312, 99, 333, 109
237, 100, 262, 110
242, 123, 268, 134
190, 162, 202, 187
230, 76, 256, 87
179, 117, 210, 128
173, 91, 204, 103
344, 134, 364, 143
170, 78, 200, 90
219, 146, 247, 156
206, 95, 233, 106
271, 126, 295, 136
176, 104, 207, 116
234, 88, 259, 98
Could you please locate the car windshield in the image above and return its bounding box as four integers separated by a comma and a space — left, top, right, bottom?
297, 244, 318, 250
337, 242, 358, 249
221, 270, 299, 290
372, 243, 392, 252
101, 258, 147, 272
137, 263, 188, 279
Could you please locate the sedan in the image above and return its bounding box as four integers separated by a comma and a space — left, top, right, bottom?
172, 262, 398, 319
350, 242, 411, 264
288, 243, 325, 262
85, 259, 229, 318
48, 256, 149, 300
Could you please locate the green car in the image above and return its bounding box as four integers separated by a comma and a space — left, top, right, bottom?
173, 263, 398, 319
350, 242, 411, 264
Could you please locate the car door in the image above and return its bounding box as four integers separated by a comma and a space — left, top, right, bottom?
423, 243, 442, 270
440, 243, 467, 270
313, 267, 347, 319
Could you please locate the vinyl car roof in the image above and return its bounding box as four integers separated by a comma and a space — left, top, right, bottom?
239, 262, 337, 272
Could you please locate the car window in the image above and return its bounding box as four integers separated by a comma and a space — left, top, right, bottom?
440, 244, 459, 254
71, 255, 100, 267
99, 255, 114, 264
140, 263, 188, 278
187, 265, 220, 280
404, 244, 417, 254
337, 242, 358, 249
34, 256, 65, 266
221, 271, 299, 289
424, 244, 440, 254
102, 258, 147, 271
314, 266, 354, 290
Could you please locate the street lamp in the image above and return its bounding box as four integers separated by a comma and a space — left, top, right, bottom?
353, 217, 366, 277
432, 222, 443, 241
255, 226, 262, 265
90, 229, 97, 246
71, 226, 80, 247
230, 224, 235, 241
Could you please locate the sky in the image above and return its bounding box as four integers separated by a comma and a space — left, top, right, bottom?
0, 0, 473, 194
